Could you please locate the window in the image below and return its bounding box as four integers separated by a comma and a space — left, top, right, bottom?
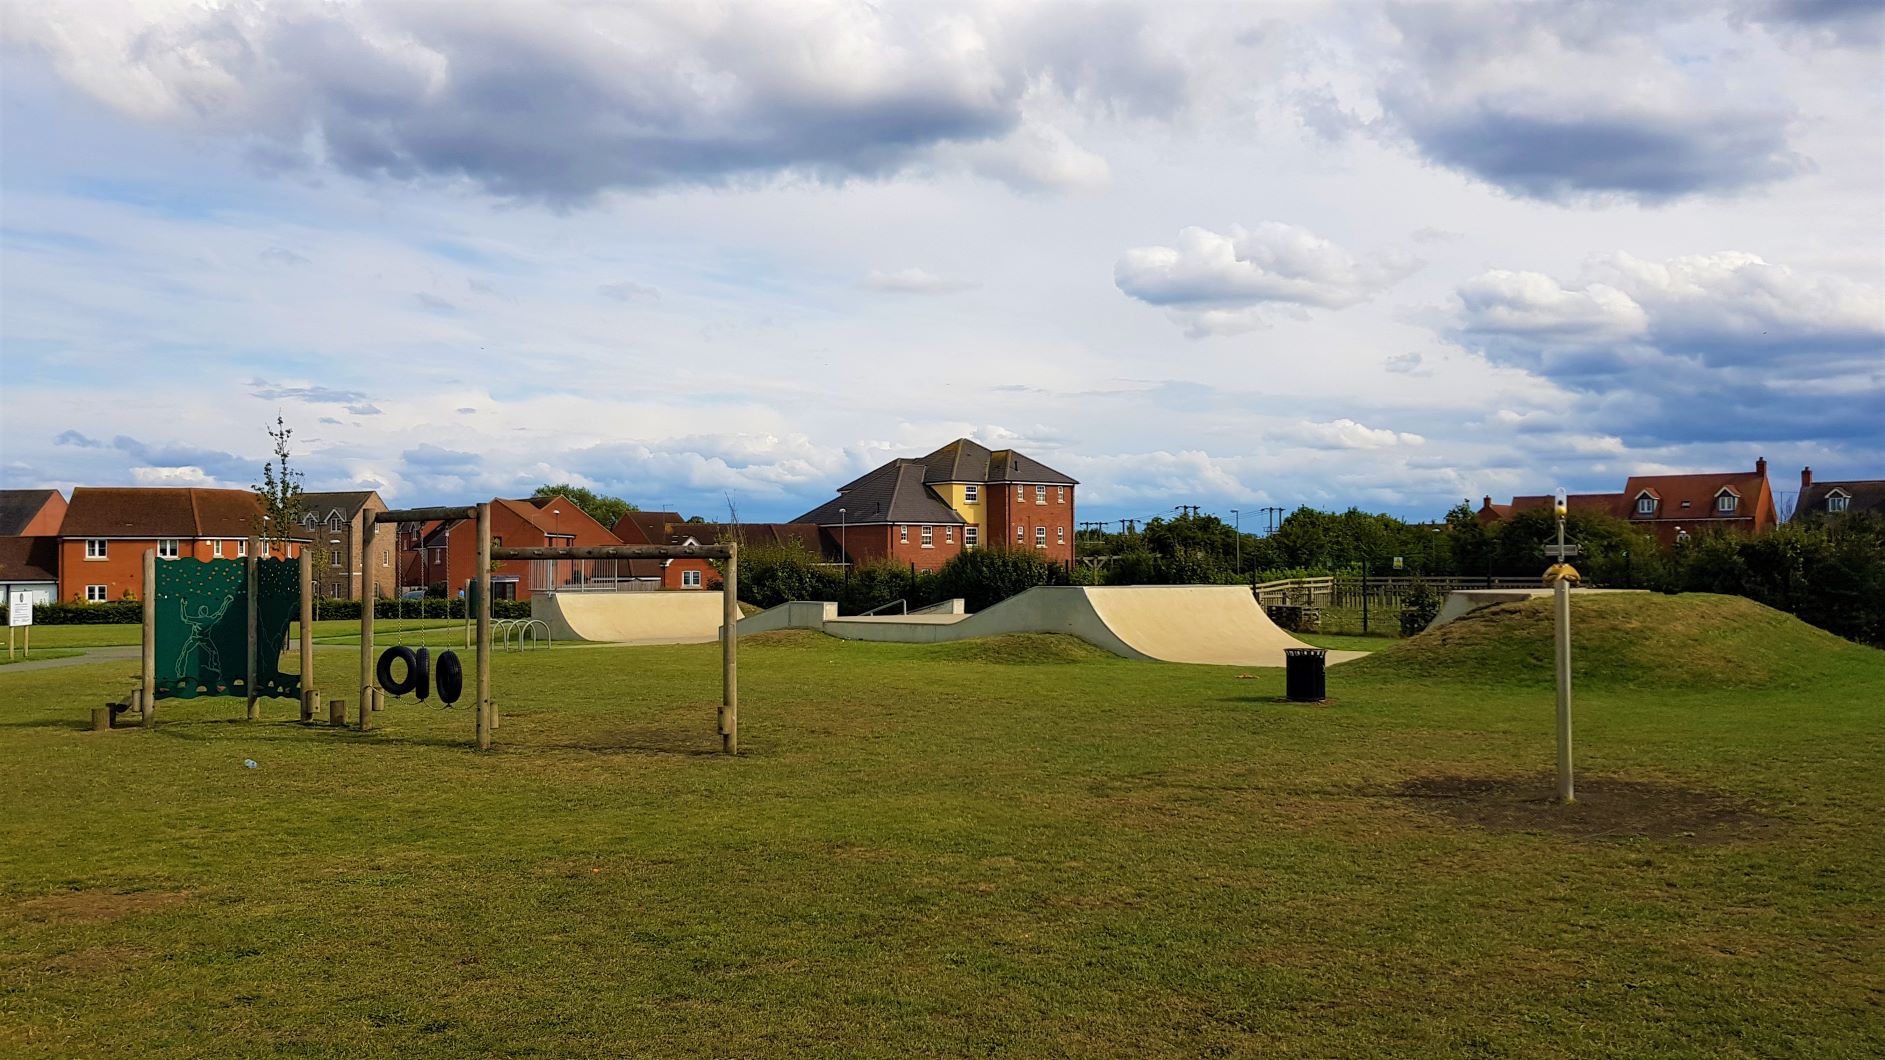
1057, 526, 1065, 544
965, 526, 978, 548
212, 540, 223, 558
899, 525, 908, 543
1035, 526, 1047, 548
330, 583, 345, 597
329, 549, 343, 565
1057, 486, 1065, 503
1016, 484, 1024, 500
1716, 492, 1738, 513
945, 526, 954, 544
237, 540, 248, 558
303, 514, 318, 528
1016, 524, 1024, 542
328, 513, 343, 531
86, 584, 108, 602
1828, 492, 1850, 513
381, 549, 389, 566
85, 539, 107, 559
1635, 495, 1655, 515
682, 569, 702, 588
158, 539, 179, 559
964, 484, 978, 504
1035, 485, 1047, 504
921, 525, 934, 548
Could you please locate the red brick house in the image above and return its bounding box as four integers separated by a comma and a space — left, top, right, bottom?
1479, 458, 1779, 547
297, 490, 392, 600
403, 495, 618, 601
794, 439, 1077, 572
57, 487, 305, 603
0, 489, 67, 536
613, 513, 833, 589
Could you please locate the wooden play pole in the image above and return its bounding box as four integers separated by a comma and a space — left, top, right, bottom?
245, 541, 259, 721
721, 542, 738, 755
141, 549, 156, 727
475, 502, 493, 750
299, 548, 315, 721
360, 520, 375, 721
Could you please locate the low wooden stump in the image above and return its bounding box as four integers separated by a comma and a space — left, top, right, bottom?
329, 699, 347, 727
91, 707, 111, 732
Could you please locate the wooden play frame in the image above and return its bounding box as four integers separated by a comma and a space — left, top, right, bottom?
361, 505, 741, 753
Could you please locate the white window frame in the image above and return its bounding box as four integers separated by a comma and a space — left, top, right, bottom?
964, 484, 978, 504
1716, 491, 1738, 513
381, 549, 389, 566
899, 525, 908, 544
1015, 484, 1024, 500
1057, 486, 1065, 503
1828, 491, 1850, 513
303, 514, 318, 529
212, 540, 224, 558
1035, 485, 1047, 504
1035, 526, 1047, 548
328, 513, 344, 532
330, 548, 343, 565
86, 584, 108, 602
237, 539, 248, 558
682, 569, 703, 588
1635, 494, 1655, 515
1057, 526, 1065, 544
1016, 524, 1024, 542
85, 539, 107, 560
965, 526, 978, 548
945, 526, 954, 544
158, 538, 179, 559
921, 525, 934, 548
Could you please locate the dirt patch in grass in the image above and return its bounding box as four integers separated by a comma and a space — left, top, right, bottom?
1390, 776, 1782, 843
739, 629, 835, 649
4, 889, 190, 924
927, 634, 1115, 665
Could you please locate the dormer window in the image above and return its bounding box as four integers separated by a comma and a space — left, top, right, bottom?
1635, 494, 1655, 515
303, 514, 318, 528
1827, 491, 1849, 513
1716, 491, 1738, 513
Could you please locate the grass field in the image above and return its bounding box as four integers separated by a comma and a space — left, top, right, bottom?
14, 619, 463, 652
1, 595, 1880, 1057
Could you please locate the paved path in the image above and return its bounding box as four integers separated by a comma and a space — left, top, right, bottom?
0, 642, 362, 677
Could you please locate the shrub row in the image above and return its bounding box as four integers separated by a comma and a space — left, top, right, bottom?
4, 597, 532, 625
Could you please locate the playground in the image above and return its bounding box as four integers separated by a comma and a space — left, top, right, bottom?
1, 591, 1881, 1057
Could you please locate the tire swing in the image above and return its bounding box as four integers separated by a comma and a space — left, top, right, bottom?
434, 650, 464, 705
377, 645, 419, 696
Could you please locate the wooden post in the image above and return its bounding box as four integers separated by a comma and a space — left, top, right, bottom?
360, 521, 376, 721
358, 698, 371, 731
141, 550, 156, 727
721, 543, 738, 755
245, 543, 259, 720
91, 707, 110, 732
475, 502, 493, 750
329, 698, 346, 726
299, 549, 315, 721
1554, 574, 1575, 804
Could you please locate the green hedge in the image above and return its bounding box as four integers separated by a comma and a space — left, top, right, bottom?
2, 598, 531, 625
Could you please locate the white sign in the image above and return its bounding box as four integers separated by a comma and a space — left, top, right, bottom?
1392, 556, 1404, 571
7, 591, 33, 627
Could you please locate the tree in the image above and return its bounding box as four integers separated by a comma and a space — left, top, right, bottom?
252, 415, 327, 583
533, 484, 637, 528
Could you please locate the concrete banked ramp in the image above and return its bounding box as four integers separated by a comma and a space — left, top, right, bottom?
741, 585, 1363, 667
532, 592, 727, 645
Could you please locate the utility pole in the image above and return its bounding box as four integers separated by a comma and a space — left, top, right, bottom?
1231, 509, 1240, 573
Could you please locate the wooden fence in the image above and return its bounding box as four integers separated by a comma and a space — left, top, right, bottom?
1251, 575, 1540, 608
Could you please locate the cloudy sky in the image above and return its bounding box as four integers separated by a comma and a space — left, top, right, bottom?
2, 0, 1881, 526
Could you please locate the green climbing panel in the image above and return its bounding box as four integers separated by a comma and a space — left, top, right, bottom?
152, 558, 302, 700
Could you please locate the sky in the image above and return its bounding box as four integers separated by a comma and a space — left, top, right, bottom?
2, 0, 1881, 528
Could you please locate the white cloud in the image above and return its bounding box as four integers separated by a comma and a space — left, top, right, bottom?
862, 268, 979, 295
130, 465, 217, 486
1282, 419, 1425, 450
1114, 222, 1420, 337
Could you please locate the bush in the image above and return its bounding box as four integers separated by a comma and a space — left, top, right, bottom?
4, 600, 142, 625
736, 543, 843, 610
935, 547, 1068, 612
1399, 581, 1443, 637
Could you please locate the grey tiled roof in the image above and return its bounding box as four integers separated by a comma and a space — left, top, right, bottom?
0, 490, 60, 536
797, 461, 964, 526
1798, 480, 1885, 518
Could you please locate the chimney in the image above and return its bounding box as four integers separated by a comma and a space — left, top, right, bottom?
1801, 466, 1812, 491
1756, 456, 1767, 477
1482, 495, 1492, 508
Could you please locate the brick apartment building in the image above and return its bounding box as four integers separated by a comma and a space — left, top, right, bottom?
57, 487, 305, 602
1479, 458, 1779, 548
298, 490, 392, 600
794, 439, 1077, 572
400, 495, 618, 601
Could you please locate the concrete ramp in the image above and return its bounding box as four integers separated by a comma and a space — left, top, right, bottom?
1427, 588, 1648, 632
532, 592, 727, 645
742, 585, 1362, 667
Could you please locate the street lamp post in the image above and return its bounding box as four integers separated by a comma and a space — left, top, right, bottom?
839, 508, 848, 582
1231, 509, 1240, 573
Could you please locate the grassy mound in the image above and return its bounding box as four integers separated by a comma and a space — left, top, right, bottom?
925, 633, 1117, 665
1347, 592, 1876, 688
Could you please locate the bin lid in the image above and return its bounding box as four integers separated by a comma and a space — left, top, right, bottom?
1283, 647, 1327, 657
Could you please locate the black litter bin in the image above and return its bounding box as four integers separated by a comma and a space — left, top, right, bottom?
1284, 648, 1327, 702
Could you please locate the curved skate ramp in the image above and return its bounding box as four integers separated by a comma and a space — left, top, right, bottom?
532, 592, 726, 645
740, 585, 1363, 667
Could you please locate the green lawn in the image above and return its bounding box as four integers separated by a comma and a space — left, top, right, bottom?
16, 619, 462, 650
1, 612, 1881, 1058
0, 648, 84, 666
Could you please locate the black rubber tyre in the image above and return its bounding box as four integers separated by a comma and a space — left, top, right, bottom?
435, 650, 464, 705
376, 645, 418, 696
413, 647, 431, 702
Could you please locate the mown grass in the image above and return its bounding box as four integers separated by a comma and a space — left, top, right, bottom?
17, 619, 463, 651
0, 649, 84, 667
1, 598, 1881, 1058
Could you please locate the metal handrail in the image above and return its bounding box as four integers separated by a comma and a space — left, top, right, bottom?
856, 598, 907, 616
